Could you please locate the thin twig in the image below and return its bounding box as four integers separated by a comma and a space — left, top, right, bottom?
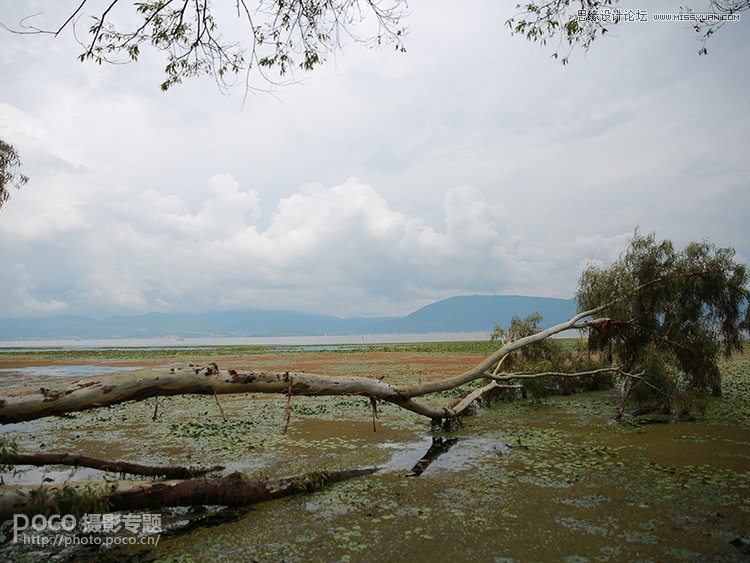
492, 353, 510, 376
370, 396, 379, 432
55, 0, 89, 36
213, 390, 228, 422
283, 376, 293, 433
485, 367, 631, 381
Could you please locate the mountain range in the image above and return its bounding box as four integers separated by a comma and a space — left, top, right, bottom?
0, 295, 576, 340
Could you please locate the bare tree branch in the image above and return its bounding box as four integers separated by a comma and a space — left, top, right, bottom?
1, 0, 407, 92
54, 0, 90, 37
1, 451, 223, 479
484, 367, 633, 381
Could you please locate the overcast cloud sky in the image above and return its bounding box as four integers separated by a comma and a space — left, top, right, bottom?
1, 0, 748, 319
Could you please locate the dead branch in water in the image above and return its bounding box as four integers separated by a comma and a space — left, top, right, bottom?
1, 451, 223, 479
0, 467, 379, 521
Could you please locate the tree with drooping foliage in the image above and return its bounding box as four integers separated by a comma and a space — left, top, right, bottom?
3, 1, 745, 94
2, 0, 407, 92
577, 231, 750, 414
506, 0, 750, 64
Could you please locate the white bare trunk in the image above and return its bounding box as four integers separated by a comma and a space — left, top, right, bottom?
0, 312, 611, 424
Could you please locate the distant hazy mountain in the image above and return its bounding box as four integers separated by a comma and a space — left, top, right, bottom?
380, 295, 576, 333
0, 295, 576, 340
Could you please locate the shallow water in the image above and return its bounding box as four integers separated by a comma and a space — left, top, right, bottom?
0, 332, 492, 351
125, 400, 750, 562
0, 365, 140, 390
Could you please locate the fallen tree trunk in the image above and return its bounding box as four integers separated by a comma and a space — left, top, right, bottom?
0, 467, 379, 521
0, 308, 613, 425
2, 452, 223, 479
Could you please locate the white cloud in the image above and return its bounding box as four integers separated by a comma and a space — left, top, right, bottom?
134, 174, 261, 240
2, 171, 629, 316
0, 104, 92, 242
12, 287, 70, 315
1, 265, 70, 316
0, 103, 51, 151
444, 185, 502, 245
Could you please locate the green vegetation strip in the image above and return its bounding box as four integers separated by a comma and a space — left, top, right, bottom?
0, 339, 588, 361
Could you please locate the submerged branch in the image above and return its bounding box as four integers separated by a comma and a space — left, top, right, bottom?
2, 451, 223, 479
107, 467, 379, 512
0, 467, 379, 521
408, 437, 459, 476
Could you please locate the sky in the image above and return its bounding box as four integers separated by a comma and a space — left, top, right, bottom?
0, 0, 748, 319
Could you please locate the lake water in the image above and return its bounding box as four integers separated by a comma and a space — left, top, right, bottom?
0, 331, 493, 351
